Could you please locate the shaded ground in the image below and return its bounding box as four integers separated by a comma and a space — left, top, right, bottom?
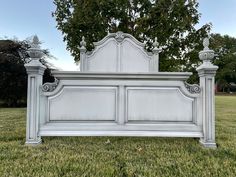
0, 96, 235, 176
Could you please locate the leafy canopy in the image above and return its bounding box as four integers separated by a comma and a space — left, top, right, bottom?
53, 0, 210, 71
0, 39, 54, 107
211, 34, 236, 91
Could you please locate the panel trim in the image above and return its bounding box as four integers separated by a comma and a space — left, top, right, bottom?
40, 130, 203, 137
39, 121, 202, 137
47, 86, 118, 122
125, 86, 195, 122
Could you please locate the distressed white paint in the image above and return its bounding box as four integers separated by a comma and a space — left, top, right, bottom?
24, 36, 46, 145
80, 32, 155, 72
120, 39, 150, 72
197, 66, 218, 148
127, 87, 193, 122
197, 37, 218, 148
40, 72, 201, 139
49, 86, 117, 121
25, 34, 217, 148
88, 39, 118, 72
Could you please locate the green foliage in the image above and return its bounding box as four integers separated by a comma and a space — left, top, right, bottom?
210, 34, 236, 92
53, 0, 210, 71
0, 40, 54, 107
0, 40, 28, 107
0, 96, 236, 176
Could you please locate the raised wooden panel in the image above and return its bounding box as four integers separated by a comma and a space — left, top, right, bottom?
87, 39, 118, 72
126, 87, 194, 122
121, 39, 150, 72
37, 72, 204, 142
48, 86, 117, 121
84, 32, 153, 72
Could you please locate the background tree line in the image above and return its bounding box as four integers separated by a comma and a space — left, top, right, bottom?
0, 38, 54, 107
0, 0, 235, 107
52, 0, 236, 87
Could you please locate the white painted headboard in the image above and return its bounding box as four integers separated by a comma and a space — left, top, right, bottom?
79, 31, 162, 72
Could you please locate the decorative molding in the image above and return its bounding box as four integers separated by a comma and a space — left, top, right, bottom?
93, 31, 145, 47
184, 82, 201, 94
25, 32, 218, 148
115, 31, 125, 42
42, 78, 59, 92
152, 37, 162, 54
79, 36, 87, 53
51, 71, 192, 80
199, 50, 215, 62
27, 35, 44, 59
80, 36, 86, 48
83, 31, 154, 72
198, 37, 215, 63
203, 37, 209, 50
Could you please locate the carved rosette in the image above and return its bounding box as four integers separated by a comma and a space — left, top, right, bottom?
184, 82, 201, 94
115, 31, 125, 42
42, 78, 59, 92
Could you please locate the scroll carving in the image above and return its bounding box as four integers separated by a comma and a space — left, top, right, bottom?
42, 78, 59, 92
115, 31, 125, 42
184, 82, 201, 94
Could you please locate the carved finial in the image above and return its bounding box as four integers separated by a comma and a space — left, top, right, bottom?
27, 35, 44, 59
31, 35, 41, 49
153, 37, 159, 48
203, 37, 209, 50
33, 35, 39, 44
152, 37, 162, 54
80, 36, 86, 48
199, 36, 215, 63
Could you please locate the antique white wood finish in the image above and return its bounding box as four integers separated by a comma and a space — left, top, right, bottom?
49, 86, 117, 121
80, 32, 160, 72
197, 38, 218, 148
38, 71, 202, 138
25, 33, 217, 148
25, 36, 46, 145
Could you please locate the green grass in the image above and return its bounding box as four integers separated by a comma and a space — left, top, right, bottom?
0, 96, 236, 177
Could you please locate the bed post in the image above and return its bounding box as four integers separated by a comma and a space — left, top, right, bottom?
79, 36, 87, 71
197, 37, 218, 148
152, 37, 162, 72
24, 36, 46, 145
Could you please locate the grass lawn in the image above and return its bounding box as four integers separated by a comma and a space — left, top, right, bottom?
0, 96, 236, 177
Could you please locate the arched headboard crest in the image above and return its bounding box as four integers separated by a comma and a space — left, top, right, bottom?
79, 31, 161, 72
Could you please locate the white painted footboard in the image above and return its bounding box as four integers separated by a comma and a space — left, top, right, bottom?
39, 72, 202, 138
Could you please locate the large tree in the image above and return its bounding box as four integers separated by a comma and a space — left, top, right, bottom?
0, 39, 54, 107
210, 34, 236, 92
0, 40, 27, 107
53, 0, 210, 72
